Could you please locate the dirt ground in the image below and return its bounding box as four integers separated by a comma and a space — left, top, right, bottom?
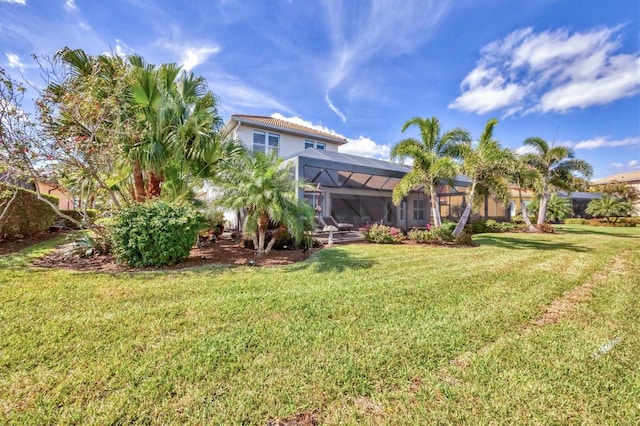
30, 237, 321, 272
0, 231, 68, 256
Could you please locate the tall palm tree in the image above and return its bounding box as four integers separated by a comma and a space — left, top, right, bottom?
521, 137, 593, 225
215, 152, 314, 254
448, 119, 514, 237
391, 117, 471, 227
508, 156, 539, 232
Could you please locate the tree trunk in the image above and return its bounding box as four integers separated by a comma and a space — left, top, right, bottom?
519, 189, 536, 232
430, 189, 442, 227
147, 171, 162, 199
133, 161, 146, 202
265, 224, 285, 254
256, 212, 269, 254
453, 181, 476, 237
537, 191, 550, 225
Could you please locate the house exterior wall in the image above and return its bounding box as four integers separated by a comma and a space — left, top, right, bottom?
234, 125, 340, 158
36, 182, 74, 210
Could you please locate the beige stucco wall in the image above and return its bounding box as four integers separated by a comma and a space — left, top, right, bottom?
37, 182, 74, 210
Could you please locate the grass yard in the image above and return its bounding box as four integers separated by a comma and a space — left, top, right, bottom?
0, 226, 638, 424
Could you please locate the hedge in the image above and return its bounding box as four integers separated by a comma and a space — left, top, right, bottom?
59, 209, 98, 229
0, 183, 59, 238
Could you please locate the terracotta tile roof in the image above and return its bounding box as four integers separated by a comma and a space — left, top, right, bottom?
230, 114, 348, 144
592, 170, 640, 184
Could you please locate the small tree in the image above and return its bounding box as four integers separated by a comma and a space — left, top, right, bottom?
215, 152, 314, 254
585, 195, 632, 223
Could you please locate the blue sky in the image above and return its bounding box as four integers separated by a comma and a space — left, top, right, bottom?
1, 0, 639, 179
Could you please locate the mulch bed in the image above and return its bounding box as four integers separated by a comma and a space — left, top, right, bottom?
32, 238, 321, 272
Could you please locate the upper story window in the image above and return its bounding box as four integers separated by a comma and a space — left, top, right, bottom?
253, 131, 279, 156
305, 140, 326, 150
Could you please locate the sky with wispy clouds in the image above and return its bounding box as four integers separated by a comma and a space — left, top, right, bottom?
1, 0, 638, 178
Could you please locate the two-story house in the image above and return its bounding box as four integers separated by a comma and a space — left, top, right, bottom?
216, 114, 509, 230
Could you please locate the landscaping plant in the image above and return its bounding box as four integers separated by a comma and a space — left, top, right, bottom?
110, 200, 204, 267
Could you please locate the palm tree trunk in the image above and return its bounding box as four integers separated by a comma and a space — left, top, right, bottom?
147, 172, 162, 199
133, 161, 146, 202
256, 212, 269, 254
537, 191, 550, 225
519, 189, 536, 231
453, 182, 476, 237
430, 189, 442, 227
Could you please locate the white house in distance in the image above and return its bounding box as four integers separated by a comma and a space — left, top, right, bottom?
216, 114, 510, 230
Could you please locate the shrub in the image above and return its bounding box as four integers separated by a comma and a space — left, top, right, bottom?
110, 201, 205, 267
536, 223, 555, 233
407, 224, 454, 244
66, 231, 112, 258
362, 223, 404, 244
563, 218, 588, 225
201, 209, 226, 236
467, 219, 514, 234
0, 183, 59, 238
59, 209, 98, 229
407, 228, 431, 243
454, 232, 475, 246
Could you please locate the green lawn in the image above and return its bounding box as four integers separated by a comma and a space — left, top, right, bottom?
1, 226, 638, 424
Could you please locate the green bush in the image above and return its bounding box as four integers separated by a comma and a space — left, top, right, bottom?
110, 201, 205, 267
454, 232, 475, 246
563, 218, 588, 225
59, 209, 98, 229
467, 219, 515, 234
407, 223, 454, 244
362, 223, 404, 244
0, 183, 59, 238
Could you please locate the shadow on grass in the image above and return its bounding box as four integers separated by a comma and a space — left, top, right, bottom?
0, 235, 68, 270
287, 246, 376, 273
474, 235, 592, 252
556, 226, 640, 239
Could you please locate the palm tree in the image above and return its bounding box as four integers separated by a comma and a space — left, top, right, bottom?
585, 195, 632, 223
521, 137, 592, 225
449, 119, 514, 237
215, 152, 314, 254
508, 157, 539, 232
128, 56, 234, 201
390, 117, 471, 227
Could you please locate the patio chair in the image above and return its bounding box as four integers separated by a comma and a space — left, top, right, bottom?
322, 215, 354, 232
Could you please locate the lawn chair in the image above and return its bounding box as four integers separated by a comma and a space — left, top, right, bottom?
322, 215, 354, 232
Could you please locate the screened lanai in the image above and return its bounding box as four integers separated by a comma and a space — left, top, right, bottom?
286, 149, 509, 230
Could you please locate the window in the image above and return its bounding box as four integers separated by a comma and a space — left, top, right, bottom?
253, 131, 279, 156
305, 140, 326, 150
413, 199, 425, 221
399, 200, 405, 221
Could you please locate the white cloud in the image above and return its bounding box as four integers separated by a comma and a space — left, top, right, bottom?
270, 113, 344, 137
450, 26, 640, 115
161, 42, 220, 72
515, 145, 538, 156
5, 52, 25, 71
211, 73, 292, 115
0, 0, 26, 4
321, 1, 449, 118
64, 0, 76, 12
339, 136, 391, 160
113, 39, 134, 57
573, 136, 640, 150
608, 159, 640, 172
79, 22, 91, 31
324, 92, 346, 122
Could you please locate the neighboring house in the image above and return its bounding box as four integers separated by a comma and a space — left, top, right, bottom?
0, 170, 74, 210
216, 114, 510, 230
591, 171, 640, 216
36, 181, 74, 210
509, 186, 601, 219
